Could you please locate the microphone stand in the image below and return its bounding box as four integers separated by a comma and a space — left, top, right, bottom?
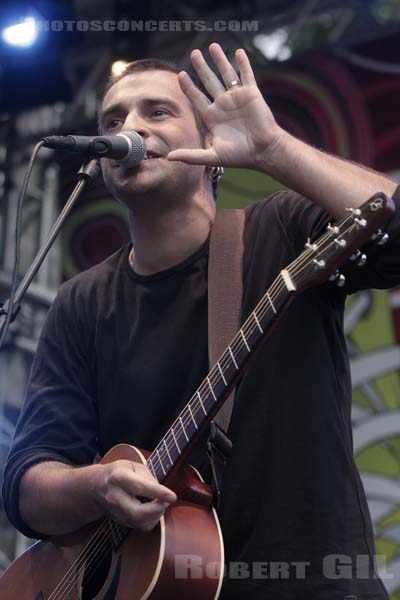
0, 158, 101, 342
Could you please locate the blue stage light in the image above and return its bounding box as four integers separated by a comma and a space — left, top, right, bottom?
1, 17, 38, 48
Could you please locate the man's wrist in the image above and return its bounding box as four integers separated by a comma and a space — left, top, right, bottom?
72, 463, 107, 522
253, 128, 294, 177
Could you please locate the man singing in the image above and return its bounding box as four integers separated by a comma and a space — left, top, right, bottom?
3, 43, 400, 598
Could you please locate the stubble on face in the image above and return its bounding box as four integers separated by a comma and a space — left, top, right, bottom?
99, 70, 208, 213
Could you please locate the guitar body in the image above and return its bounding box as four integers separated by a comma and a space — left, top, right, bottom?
0, 444, 224, 599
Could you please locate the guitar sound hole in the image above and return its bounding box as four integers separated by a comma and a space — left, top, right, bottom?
81, 546, 113, 600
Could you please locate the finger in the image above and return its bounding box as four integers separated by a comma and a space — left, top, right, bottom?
132, 502, 169, 532
108, 490, 169, 529
235, 48, 257, 86
116, 468, 177, 503
116, 459, 158, 487
127, 498, 169, 520
132, 461, 159, 482
190, 49, 226, 99
136, 499, 170, 517
177, 71, 211, 115
208, 43, 241, 89
126, 461, 177, 502
167, 148, 218, 166
132, 463, 178, 504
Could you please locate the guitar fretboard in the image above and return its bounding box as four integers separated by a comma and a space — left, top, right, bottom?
109, 270, 296, 548
147, 269, 296, 483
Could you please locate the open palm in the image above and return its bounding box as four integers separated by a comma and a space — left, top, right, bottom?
167, 43, 282, 170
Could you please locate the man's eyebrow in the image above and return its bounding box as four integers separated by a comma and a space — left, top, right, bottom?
99, 97, 182, 124
98, 102, 125, 124
142, 97, 181, 112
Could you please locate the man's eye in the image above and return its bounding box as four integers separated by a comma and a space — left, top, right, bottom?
151, 109, 169, 118
107, 119, 122, 129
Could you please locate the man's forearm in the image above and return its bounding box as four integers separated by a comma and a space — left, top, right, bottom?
19, 458, 177, 537
258, 130, 398, 220
19, 462, 105, 536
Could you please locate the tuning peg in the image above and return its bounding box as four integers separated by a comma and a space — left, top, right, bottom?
353, 217, 367, 230
378, 233, 389, 245
346, 208, 362, 217
345, 208, 367, 230
371, 229, 389, 245
305, 238, 318, 251
312, 259, 326, 271
334, 238, 347, 249
329, 270, 346, 287
350, 250, 367, 267
327, 223, 340, 236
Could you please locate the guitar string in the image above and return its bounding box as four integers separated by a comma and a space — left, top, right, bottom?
147, 273, 291, 469
58, 210, 378, 600
50, 216, 360, 600
47, 519, 114, 600
48, 237, 336, 599
52, 216, 360, 599
55, 519, 136, 600
55, 516, 154, 600
147, 217, 359, 473
50, 247, 309, 598
64, 518, 143, 600
56, 516, 155, 600
49, 215, 362, 599
56, 214, 373, 600
47, 259, 296, 600
53, 522, 119, 600
49, 517, 122, 600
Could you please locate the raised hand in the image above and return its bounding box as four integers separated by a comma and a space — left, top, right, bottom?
167, 42, 283, 170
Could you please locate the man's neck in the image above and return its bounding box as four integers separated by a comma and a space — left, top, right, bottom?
127, 192, 216, 276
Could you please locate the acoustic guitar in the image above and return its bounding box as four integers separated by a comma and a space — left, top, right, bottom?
0, 192, 394, 599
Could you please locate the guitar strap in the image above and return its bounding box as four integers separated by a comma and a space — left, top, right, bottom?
207, 207, 245, 506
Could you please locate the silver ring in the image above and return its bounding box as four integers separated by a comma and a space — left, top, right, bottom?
226, 79, 241, 90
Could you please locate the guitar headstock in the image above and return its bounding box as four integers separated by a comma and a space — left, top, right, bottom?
289, 192, 396, 291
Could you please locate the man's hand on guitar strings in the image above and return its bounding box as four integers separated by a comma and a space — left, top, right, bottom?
94, 459, 177, 532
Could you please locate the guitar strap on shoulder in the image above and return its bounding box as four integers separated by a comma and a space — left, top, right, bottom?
207, 207, 245, 506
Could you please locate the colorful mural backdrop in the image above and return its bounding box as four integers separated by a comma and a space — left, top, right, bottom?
349, 288, 400, 598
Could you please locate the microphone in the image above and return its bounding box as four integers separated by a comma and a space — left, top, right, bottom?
42, 131, 146, 166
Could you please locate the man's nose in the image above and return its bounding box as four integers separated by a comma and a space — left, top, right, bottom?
122, 114, 150, 139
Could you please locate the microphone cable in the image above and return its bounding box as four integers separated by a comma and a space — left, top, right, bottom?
0, 141, 44, 353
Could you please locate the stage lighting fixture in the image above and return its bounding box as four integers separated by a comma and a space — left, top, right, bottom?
253, 30, 292, 62
1, 16, 38, 48
111, 60, 129, 76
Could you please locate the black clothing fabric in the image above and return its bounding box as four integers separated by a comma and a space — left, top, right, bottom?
4, 189, 400, 599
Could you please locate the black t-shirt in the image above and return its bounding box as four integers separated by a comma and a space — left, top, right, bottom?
4, 190, 400, 599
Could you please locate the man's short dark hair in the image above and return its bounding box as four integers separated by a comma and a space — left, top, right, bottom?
99, 58, 218, 200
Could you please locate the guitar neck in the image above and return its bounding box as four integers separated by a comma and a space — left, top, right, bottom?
147, 268, 297, 483
106, 270, 298, 549
146, 192, 396, 483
